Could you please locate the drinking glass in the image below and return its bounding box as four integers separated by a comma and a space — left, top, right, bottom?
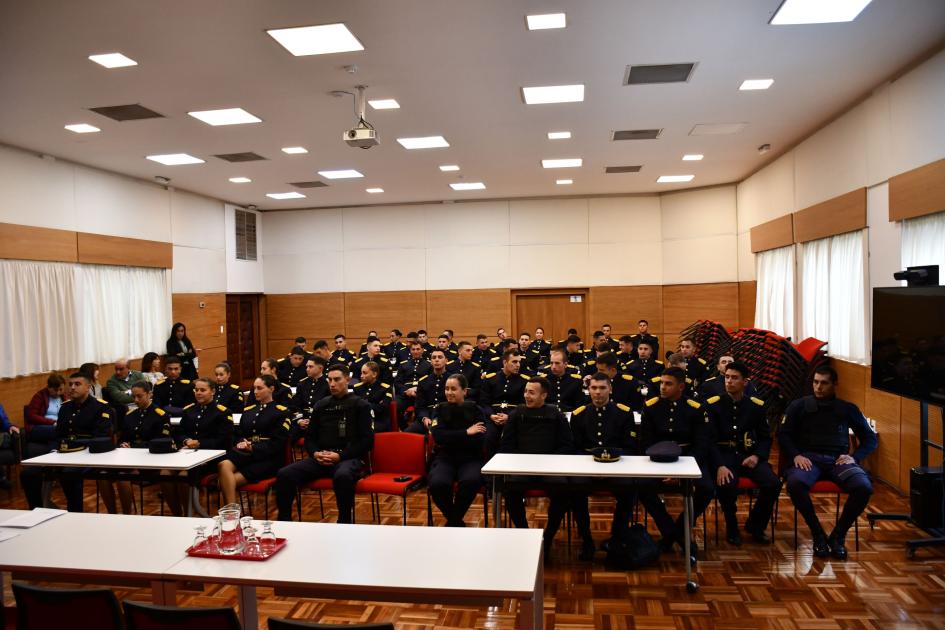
259, 521, 277, 553
192, 525, 208, 550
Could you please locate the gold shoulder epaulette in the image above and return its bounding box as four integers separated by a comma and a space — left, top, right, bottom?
277, 357, 287, 363
419, 374, 429, 382
570, 373, 582, 379
276, 404, 288, 411
229, 383, 240, 389
156, 379, 166, 385
183, 403, 195, 410
381, 382, 390, 388
616, 403, 631, 412
687, 399, 702, 409
521, 374, 531, 380
645, 397, 659, 407
280, 382, 290, 387
353, 381, 364, 388
650, 376, 661, 383
217, 404, 228, 412
586, 360, 596, 366
621, 374, 634, 381
155, 407, 167, 416
243, 405, 256, 411
707, 395, 721, 404
704, 376, 717, 382
484, 372, 496, 379
572, 405, 586, 415
97, 398, 107, 404
180, 379, 191, 384
655, 360, 664, 365
471, 361, 480, 367
698, 358, 707, 365
446, 359, 455, 365
750, 396, 765, 406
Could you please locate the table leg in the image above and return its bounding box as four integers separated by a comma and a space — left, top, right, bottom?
683, 479, 698, 593
492, 476, 502, 528
517, 545, 544, 630
189, 486, 209, 518
238, 584, 259, 630
151, 580, 177, 605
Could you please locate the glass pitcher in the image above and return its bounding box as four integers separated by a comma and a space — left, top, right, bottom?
217, 504, 245, 555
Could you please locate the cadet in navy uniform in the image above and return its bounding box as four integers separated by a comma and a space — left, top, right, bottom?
570, 373, 637, 560
383, 329, 405, 364
218, 374, 292, 505
594, 352, 643, 410
163, 377, 234, 516
564, 335, 587, 373
417, 330, 436, 357
21, 371, 112, 511
538, 348, 586, 412
479, 349, 530, 457
499, 377, 575, 553
394, 341, 432, 429
779, 365, 877, 559
453, 341, 483, 402
434, 334, 459, 361
330, 334, 356, 368
245, 358, 293, 407
472, 334, 498, 367
153, 356, 195, 414
276, 346, 308, 387
350, 337, 393, 385
637, 367, 714, 552
698, 355, 759, 400
212, 362, 244, 413
275, 364, 374, 523
705, 362, 780, 545
678, 339, 709, 387
519, 332, 542, 373
407, 349, 452, 434
429, 374, 487, 527
625, 339, 664, 385
395, 331, 419, 365
601, 324, 620, 353
616, 336, 636, 371
532, 327, 552, 361
293, 356, 330, 418
353, 361, 393, 432
629, 320, 660, 360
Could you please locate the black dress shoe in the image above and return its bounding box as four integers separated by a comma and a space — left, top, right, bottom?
726, 531, 743, 546
658, 537, 676, 554
812, 536, 831, 558
828, 534, 848, 560
579, 539, 596, 561
745, 527, 771, 545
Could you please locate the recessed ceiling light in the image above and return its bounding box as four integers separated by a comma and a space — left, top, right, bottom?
541, 158, 582, 169
397, 136, 449, 149
682, 154, 704, 161
64, 123, 100, 134
146, 153, 204, 166
266, 23, 364, 56
548, 131, 571, 140
318, 169, 363, 179
739, 79, 774, 91
366, 187, 384, 193
281, 147, 308, 154
770, 0, 872, 24
439, 165, 460, 172
188, 108, 261, 126
368, 99, 400, 110
657, 175, 695, 183
522, 84, 584, 105
450, 182, 486, 191
229, 177, 252, 183
556, 179, 573, 185
266, 192, 306, 200
526, 13, 566, 30
88, 53, 137, 68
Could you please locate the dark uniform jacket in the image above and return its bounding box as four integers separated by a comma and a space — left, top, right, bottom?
329, 348, 356, 368
697, 376, 758, 400
684, 356, 709, 386
431, 401, 486, 459
626, 358, 664, 384
531, 339, 552, 359
705, 394, 770, 471
176, 402, 233, 450
305, 394, 375, 460
538, 371, 586, 412
245, 382, 293, 408
383, 341, 406, 363
629, 333, 660, 360
276, 359, 306, 388
615, 351, 635, 372
570, 401, 636, 453
352, 380, 393, 421
640, 396, 710, 460
118, 404, 171, 447
292, 376, 330, 416
350, 353, 393, 385
416, 371, 451, 419
500, 403, 573, 454
479, 371, 529, 414
55, 396, 112, 444
611, 373, 644, 411
472, 346, 498, 367
153, 377, 195, 410
214, 383, 244, 414
452, 360, 483, 402
234, 402, 291, 464
395, 357, 432, 394
778, 395, 877, 463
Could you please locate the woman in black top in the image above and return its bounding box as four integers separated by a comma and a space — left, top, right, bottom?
166, 322, 198, 380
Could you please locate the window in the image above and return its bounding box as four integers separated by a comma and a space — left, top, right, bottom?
901, 211, 945, 276
754, 245, 795, 339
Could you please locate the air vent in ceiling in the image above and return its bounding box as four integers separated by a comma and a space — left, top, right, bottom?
605, 165, 642, 173
234, 209, 257, 261
213, 152, 267, 162
612, 129, 662, 141
689, 122, 747, 136
89, 104, 165, 121
624, 63, 695, 85
290, 180, 328, 188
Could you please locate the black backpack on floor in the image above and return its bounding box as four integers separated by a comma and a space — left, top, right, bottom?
605, 523, 660, 570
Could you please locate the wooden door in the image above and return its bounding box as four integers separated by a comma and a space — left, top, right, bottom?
226, 294, 261, 389
512, 289, 588, 345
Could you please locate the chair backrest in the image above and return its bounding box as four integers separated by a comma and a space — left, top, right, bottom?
268, 618, 394, 630
13, 582, 123, 630
369, 431, 426, 476
388, 400, 398, 432
123, 600, 241, 630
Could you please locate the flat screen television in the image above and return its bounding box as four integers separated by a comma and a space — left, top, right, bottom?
871, 286, 945, 406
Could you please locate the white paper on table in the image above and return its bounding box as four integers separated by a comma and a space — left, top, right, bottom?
0, 508, 66, 528
0, 531, 20, 543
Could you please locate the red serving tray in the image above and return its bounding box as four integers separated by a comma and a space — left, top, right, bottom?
186, 537, 287, 561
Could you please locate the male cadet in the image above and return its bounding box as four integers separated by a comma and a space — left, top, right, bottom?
417, 330, 435, 357
292, 356, 330, 421
616, 336, 636, 372
435, 334, 459, 361
637, 367, 714, 553
570, 373, 637, 560
699, 355, 758, 400
454, 341, 482, 402
532, 327, 552, 362
353, 361, 393, 431
564, 334, 586, 373
538, 348, 586, 412
384, 329, 405, 363
582, 332, 613, 376
519, 331, 542, 373
212, 362, 245, 413
705, 362, 780, 545
357, 330, 378, 356
407, 349, 452, 434
479, 349, 529, 457
473, 334, 497, 367
330, 334, 355, 368
779, 366, 877, 559
601, 323, 620, 353
493, 327, 509, 352
274, 365, 374, 523
499, 377, 575, 554
311, 339, 332, 363
442, 329, 459, 353
153, 356, 195, 414
630, 319, 660, 360
626, 340, 664, 387
394, 341, 432, 429
276, 346, 307, 388
666, 353, 696, 398
291, 336, 312, 361
350, 337, 392, 385
396, 331, 420, 364
105, 358, 144, 407
594, 352, 643, 410
21, 372, 112, 511
678, 338, 709, 386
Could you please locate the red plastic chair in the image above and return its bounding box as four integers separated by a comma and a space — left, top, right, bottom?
238, 441, 294, 519
712, 476, 777, 545
298, 477, 335, 521
355, 432, 427, 525
793, 337, 828, 362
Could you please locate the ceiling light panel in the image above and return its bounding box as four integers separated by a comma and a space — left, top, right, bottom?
366, 188, 384, 193
556, 179, 573, 185
770, 0, 872, 24
657, 175, 695, 183
267, 192, 306, 199
682, 154, 704, 161
548, 131, 571, 139
397, 136, 449, 149
368, 99, 400, 110
282, 146, 308, 154
521, 84, 584, 104
188, 108, 262, 126
318, 169, 363, 179
88, 53, 137, 68
526, 13, 566, 30
542, 158, 582, 168
689, 123, 747, 136
64, 123, 100, 133
739, 79, 774, 90
146, 153, 204, 166
229, 177, 252, 183
450, 182, 486, 190
439, 165, 460, 172
266, 23, 364, 56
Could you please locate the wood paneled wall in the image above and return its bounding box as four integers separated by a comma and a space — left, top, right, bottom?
889, 156, 945, 221
0, 222, 172, 268
344, 291, 428, 341
0, 223, 78, 262
738, 281, 757, 330
265, 293, 346, 352
171, 293, 227, 371
587, 286, 663, 339
750, 215, 794, 253
792, 188, 867, 243
426, 289, 511, 341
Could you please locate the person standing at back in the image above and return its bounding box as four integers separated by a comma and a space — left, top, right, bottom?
166, 322, 198, 379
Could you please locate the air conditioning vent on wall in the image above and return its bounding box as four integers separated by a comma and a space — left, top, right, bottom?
235, 209, 257, 261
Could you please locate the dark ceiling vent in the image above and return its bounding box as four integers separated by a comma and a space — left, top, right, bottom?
213, 152, 267, 162
605, 165, 643, 174
612, 129, 662, 141
89, 104, 165, 121
624, 63, 696, 85
290, 180, 328, 188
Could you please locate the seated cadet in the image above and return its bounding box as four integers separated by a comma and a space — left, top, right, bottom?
394, 341, 432, 429
564, 334, 587, 373
274, 364, 374, 523
25, 373, 65, 456
311, 339, 332, 363
499, 377, 575, 552
630, 319, 660, 360
570, 372, 637, 559
329, 334, 355, 368
472, 334, 498, 367
486, 338, 516, 374
492, 327, 509, 353
163, 377, 233, 516
538, 348, 586, 412
153, 356, 195, 415
407, 349, 452, 434
383, 329, 405, 364
443, 329, 459, 353
532, 327, 551, 363
218, 375, 292, 505
706, 362, 780, 545
581, 331, 607, 376
276, 346, 307, 388
779, 366, 877, 559
479, 349, 529, 457
211, 362, 244, 413
453, 341, 482, 402
429, 373, 487, 527
353, 361, 393, 431
625, 340, 664, 388
699, 355, 758, 400
21, 372, 112, 512
417, 330, 435, 357
678, 338, 709, 387
637, 367, 714, 553
357, 330, 379, 356
291, 336, 313, 362
519, 332, 542, 374
666, 353, 696, 397
245, 358, 293, 407
601, 323, 620, 353
98, 380, 170, 515
616, 335, 636, 372
104, 358, 145, 408
395, 331, 419, 365
350, 337, 393, 385
434, 334, 459, 361
593, 352, 643, 411
292, 356, 330, 421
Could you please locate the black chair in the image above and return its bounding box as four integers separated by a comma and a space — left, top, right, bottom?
12, 582, 123, 630
123, 600, 241, 630
268, 619, 394, 630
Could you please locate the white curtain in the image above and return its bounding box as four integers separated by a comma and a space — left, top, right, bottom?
0, 260, 170, 378
901, 211, 945, 277
754, 245, 795, 339
798, 238, 831, 342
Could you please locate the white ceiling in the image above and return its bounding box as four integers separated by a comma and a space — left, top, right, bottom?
1, 0, 944, 211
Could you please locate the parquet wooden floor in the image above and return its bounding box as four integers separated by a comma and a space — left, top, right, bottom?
0, 474, 943, 629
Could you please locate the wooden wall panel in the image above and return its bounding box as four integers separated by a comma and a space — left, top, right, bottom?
662, 283, 739, 334
737, 281, 757, 329
889, 156, 945, 221
588, 286, 663, 337
0, 223, 78, 262
344, 291, 427, 339
426, 289, 510, 342
77, 232, 173, 268
749, 215, 794, 253
865, 385, 902, 490
792, 188, 867, 244
171, 293, 226, 370
832, 358, 868, 411
266, 293, 346, 352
